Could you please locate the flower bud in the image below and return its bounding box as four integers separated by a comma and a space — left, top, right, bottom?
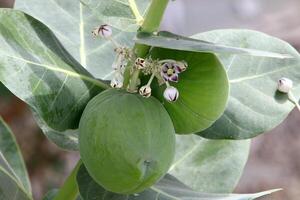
139, 85, 152, 98
135, 58, 146, 69
110, 75, 123, 89
92, 24, 112, 38
163, 86, 179, 102
174, 61, 188, 73
277, 77, 293, 93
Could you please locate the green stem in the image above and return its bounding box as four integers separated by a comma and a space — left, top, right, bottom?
289, 92, 300, 112
127, 0, 169, 92
53, 160, 82, 200
128, 0, 144, 25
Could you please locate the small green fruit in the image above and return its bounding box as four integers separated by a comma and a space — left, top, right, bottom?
79, 89, 175, 194
150, 49, 229, 134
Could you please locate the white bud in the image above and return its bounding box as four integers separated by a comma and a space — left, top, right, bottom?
277, 77, 293, 93
139, 85, 152, 98
92, 24, 112, 38
135, 58, 146, 69
110, 74, 123, 89
163, 86, 179, 102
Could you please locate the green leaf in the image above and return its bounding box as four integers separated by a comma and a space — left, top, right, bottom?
77, 164, 279, 200
150, 48, 229, 134
80, 0, 150, 31
135, 31, 293, 59
15, 0, 150, 79
170, 135, 250, 193
0, 117, 32, 200
195, 29, 300, 139
42, 189, 58, 200
0, 9, 106, 150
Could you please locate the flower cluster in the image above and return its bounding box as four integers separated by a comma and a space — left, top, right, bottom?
138, 59, 188, 102
93, 24, 188, 103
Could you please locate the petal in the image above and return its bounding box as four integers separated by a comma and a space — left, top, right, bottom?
169, 74, 179, 82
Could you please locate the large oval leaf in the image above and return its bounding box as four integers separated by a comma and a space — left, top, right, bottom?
136, 31, 292, 58
150, 48, 229, 134
170, 135, 250, 193
77, 164, 279, 200
0, 117, 32, 200
0, 9, 105, 150
15, 0, 150, 79
195, 30, 300, 139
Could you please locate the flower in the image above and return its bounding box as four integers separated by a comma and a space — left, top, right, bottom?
277, 77, 293, 93
135, 58, 146, 69
161, 62, 179, 82
163, 86, 179, 102
139, 85, 152, 98
92, 24, 112, 38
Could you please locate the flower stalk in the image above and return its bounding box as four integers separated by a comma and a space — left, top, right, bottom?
127, 0, 169, 92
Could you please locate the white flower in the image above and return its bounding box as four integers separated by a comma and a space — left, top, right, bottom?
160, 62, 179, 83
92, 24, 112, 38
277, 77, 293, 93
163, 86, 179, 102
139, 85, 152, 98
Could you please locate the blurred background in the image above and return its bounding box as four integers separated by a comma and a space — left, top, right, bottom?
0, 0, 300, 199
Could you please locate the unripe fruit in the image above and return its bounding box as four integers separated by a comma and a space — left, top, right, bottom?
79, 89, 175, 194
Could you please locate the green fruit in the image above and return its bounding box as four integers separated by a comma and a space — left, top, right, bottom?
150, 48, 229, 134
79, 89, 175, 194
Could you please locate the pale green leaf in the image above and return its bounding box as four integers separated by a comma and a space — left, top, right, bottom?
195, 30, 300, 139
15, 0, 150, 79
0, 9, 105, 150
170, 135, 250, 193
0, 117, 31, 194
135, 31, 293, 58
77, 164, 280, 200
0, 118, 32, 199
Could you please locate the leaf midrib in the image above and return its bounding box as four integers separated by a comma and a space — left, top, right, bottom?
1, 53, 107, 89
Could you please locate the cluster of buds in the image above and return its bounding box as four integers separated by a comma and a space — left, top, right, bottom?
110, 47, 132, 88
138, 59, 188, 102
92, 24, 133, 89
92, 24, 188, 103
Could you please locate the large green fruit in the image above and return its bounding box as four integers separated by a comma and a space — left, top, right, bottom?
79, 89, 175, 194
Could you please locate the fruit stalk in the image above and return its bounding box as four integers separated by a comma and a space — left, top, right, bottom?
127, 0, 169, 92
53, 160, 82, 200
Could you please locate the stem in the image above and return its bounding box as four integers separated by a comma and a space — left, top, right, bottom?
128, 0, 144, 25
127, 0, 169, 92
53, 160, 82, 200
288, 92, 300, 112
147, 73, 156, 86
166, 81, 170, 87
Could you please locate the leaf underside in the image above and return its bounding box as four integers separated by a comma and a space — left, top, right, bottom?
0, 117, 32, 199
195, 29, 300, 139
77, 164, 280, 200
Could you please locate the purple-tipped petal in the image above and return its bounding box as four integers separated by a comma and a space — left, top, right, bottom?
169, 74, 179, 82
